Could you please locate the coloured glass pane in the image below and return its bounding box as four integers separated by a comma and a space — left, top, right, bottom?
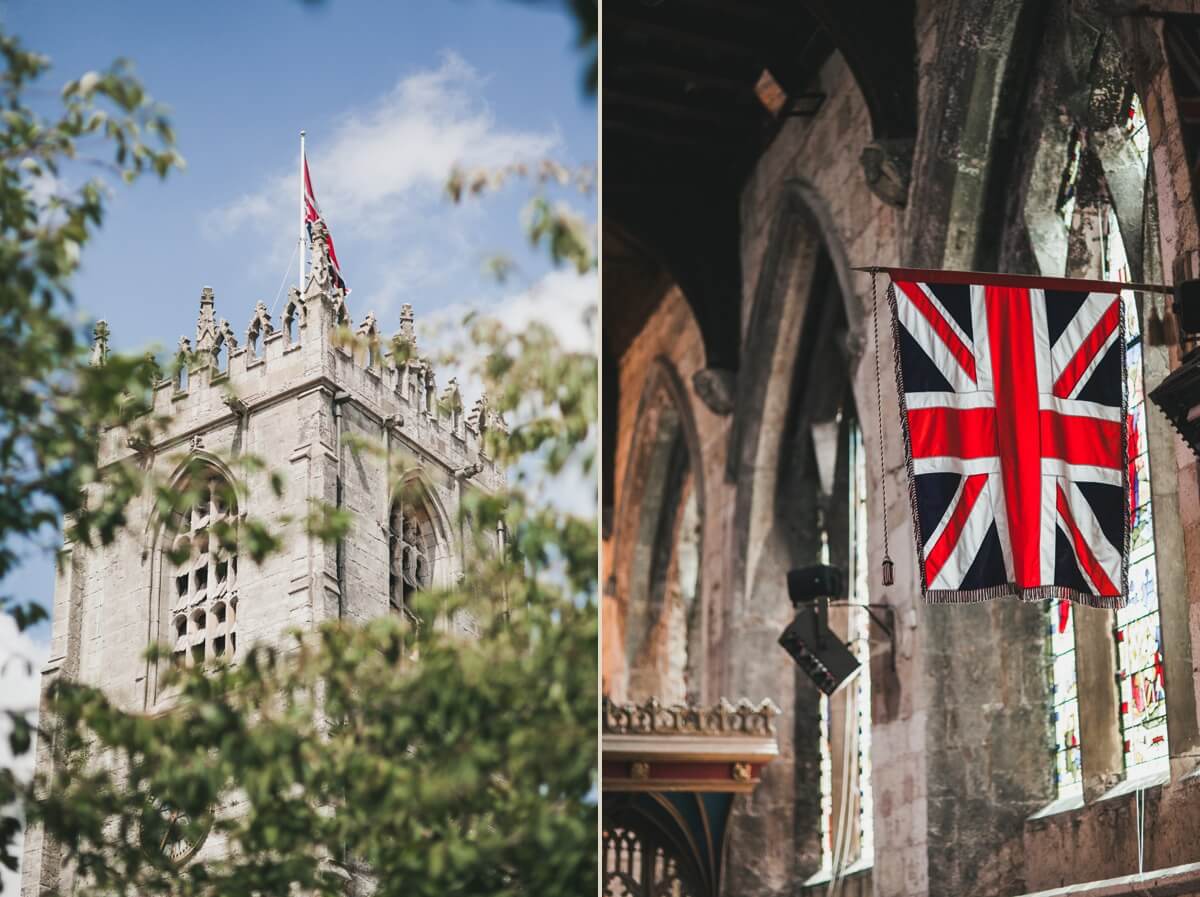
1048, 599, 1082, 797
850, 424, 874, 863
1104, 193, 1169, 780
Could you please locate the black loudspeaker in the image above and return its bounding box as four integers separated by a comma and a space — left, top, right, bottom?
787, 565, 845, 603
778, 603, 861, 696
1174, 279, 1200, 335
779, 565, 859, 696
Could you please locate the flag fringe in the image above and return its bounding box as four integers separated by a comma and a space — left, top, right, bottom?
923, 585, 1129, 609
884, 280, 1132, 608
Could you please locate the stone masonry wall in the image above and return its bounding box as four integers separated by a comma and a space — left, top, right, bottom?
21, 276, 502, 896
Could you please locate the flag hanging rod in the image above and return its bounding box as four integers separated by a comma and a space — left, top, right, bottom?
851, 265, 1175, 295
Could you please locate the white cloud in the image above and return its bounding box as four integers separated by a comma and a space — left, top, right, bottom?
422, 266, 597, 396
420, 267, 597, 519
0, 616, 48, 896
204, 52, 560, 245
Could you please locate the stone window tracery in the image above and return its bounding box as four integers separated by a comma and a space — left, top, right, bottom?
168, 470, 239, 668
389, 490, 438, 617
603, 819, 703, 897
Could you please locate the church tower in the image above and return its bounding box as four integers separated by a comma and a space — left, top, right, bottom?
20, 227, 504, 894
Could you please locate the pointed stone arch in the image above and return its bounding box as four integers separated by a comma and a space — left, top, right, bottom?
727, 179, 864, 599
146, 453, 242, 704
612, 356, 706, 706
387, 470, 453, 617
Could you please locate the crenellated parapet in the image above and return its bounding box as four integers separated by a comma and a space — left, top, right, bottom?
96, 278, 505, 489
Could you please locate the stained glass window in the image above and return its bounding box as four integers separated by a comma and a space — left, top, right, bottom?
1104, 195, 1169, 778
818, 689, 833, 869
818, 419, 873, 873
1046, 91, 1167, 794
849, 423, 874, 862
1048, 599, 1082, 798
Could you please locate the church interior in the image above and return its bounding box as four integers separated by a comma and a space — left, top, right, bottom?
601, 1, 1200, 895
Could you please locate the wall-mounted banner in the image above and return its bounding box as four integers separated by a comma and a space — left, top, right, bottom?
879, 267, 1140, 608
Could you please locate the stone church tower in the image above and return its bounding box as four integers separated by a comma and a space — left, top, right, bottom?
20, 227, 505, 894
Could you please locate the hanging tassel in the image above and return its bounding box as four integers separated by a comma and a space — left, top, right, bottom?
1163, 301, 1181, 347
1146, 295, 1166, 346
870, 271, 895, 588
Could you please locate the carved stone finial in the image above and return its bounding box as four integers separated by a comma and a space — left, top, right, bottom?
390, 305, 418, 368
399, 304, 415, 343
217, 319, 237, 351
466, 394, 489, 433
309, 220, 332, 291
246, 301, 274, 351
90, 320, 110, 367
440, 377, 462, 413
488, 407, 509, 434
142, 350, 162, 385
356, 311, 378, 336
330, 290, 349, 327
283, 287, 306, 345
195, 287, 217, 351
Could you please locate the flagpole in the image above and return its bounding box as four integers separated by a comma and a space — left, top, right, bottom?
299, 129, 306, 296
852, 264, 1174, 295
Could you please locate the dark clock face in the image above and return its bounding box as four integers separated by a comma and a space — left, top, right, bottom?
145, 802, 208, 867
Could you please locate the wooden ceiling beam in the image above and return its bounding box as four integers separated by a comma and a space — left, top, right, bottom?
603, 120, 747, 153
607, 61, 761, 100
604, 89, 758, 124
607, 13, 772, 61
651, 0, 781, 26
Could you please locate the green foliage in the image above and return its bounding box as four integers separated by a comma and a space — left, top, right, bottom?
446, 160, 596, 280
36, 577, 596, 897
0, 27, 183, 889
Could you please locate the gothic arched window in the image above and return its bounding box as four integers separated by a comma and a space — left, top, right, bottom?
167, 468, 238, 668
389, 487, 438, 617
1047, 91, 1169, 798
814, 413, 874, 876
621, 360, 705, 708
603, 800, 710, 897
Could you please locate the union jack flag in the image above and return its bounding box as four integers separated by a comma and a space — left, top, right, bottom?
888, 270, 1129, 607
304, 152, 348, 294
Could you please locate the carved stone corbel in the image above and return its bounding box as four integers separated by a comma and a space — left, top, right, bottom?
860, 138, 914, 208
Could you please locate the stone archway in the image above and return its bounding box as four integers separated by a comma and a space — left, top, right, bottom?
613, 357, 707, 706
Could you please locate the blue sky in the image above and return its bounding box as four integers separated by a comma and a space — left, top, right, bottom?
0, 0, 595, 646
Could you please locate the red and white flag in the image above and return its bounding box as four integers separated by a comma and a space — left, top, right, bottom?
887, 268, 1129, 607
303, 152, 348, 293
